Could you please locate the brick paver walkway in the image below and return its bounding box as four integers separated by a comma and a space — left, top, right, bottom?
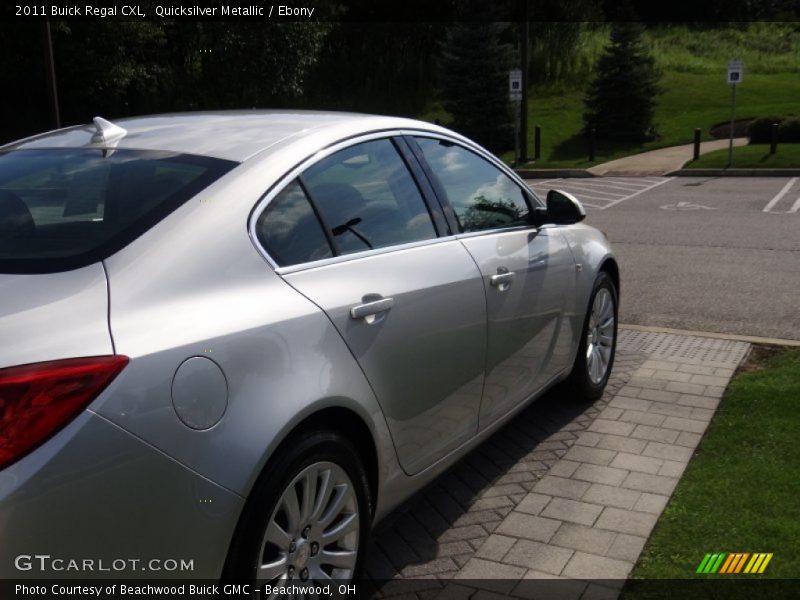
367, 328, 750, 599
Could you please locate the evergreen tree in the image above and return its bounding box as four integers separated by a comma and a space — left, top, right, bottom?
439, 15, 514, 153
583, 21, 661, 142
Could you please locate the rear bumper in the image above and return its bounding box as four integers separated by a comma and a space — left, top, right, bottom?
0, 410, 244, 579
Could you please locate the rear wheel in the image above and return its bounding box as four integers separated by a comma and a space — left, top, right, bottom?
223, 431, 371, 597
566, 271, 617, 401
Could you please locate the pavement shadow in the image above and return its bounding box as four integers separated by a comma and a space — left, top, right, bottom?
365, 356, 639, 591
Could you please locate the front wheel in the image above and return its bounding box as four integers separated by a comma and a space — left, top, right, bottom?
223, 431, 371, 597
565, 271, 618, 401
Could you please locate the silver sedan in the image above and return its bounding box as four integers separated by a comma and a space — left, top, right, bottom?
0, 112, 618, 588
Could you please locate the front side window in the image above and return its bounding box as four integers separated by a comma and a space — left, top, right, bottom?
415, 138, 530, 233
0, 149, 235, 273
301, 138, 437, 255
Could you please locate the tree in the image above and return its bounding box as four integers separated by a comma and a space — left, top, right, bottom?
302, 22, 441, 116
583, 21, 661, 142
439, 9, 514, 153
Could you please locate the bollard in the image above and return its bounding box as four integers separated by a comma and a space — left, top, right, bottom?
770, 123, 778, 155
589, 128, 596, 162
693, 128, 701, 161
534, 125, 541, 160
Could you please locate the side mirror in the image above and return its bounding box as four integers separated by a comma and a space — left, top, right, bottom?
539, 189, 586, 225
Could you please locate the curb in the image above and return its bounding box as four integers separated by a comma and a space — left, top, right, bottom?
620, 324, 800, 348
514, 168, 594, 179
668, 168, 800, 177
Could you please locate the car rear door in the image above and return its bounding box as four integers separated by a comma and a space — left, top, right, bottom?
410, 136, 577, 430
251, 135, 487, 475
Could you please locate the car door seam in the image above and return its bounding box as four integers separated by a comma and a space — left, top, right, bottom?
101, 259, 117, 355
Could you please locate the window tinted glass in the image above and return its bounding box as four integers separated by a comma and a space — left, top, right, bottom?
255, 181, 333, 267
415, 138, 530, 233
0, 149, 235, 273
302, 139, 436, 255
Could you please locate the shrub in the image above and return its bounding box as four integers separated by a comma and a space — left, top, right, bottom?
778, 117, 800, 143
748, 115, 784, 143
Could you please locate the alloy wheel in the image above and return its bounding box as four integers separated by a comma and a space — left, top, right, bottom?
585, 287, 615, 385
256, 461, 359, 595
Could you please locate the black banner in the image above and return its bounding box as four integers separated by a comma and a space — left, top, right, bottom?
3, 579, 800, 600
2, 0, 799, 23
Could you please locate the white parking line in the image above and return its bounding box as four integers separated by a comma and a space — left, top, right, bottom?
526, 178, 561, 187
602, 177, 674, 210
763, 177, 798, 213
576, 180, 652, 191
527, 176, 674, 210
560, 193, 623, 203
790, 197, 800, 214
527, 185, 612, 204
549, 183, 626, 197
555, 180, 641, 194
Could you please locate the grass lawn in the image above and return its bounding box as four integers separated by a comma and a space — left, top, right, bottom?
685, 143, 800, 168
518, 72, 800, 168
624, 347, 800, 590
422, 24, 800, 168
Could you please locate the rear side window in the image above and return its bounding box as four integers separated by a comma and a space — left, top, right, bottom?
254, 181, 333, 267
0, 149, 235, 273
301, 138, 437, 255
414, 138, 530, 233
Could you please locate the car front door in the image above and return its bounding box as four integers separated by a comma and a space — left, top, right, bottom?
252, 136, 487, 475
412, 136, 576, 430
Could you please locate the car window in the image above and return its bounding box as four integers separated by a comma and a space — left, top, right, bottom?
0, 149, 235, 274
414, 138, 530, 233
255, 180, 333, 267
301, 138, 437, 255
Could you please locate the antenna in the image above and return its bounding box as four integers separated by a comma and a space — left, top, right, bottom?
91, 117, 127, 145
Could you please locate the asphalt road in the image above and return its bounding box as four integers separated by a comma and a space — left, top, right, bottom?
527, 176, 800, 341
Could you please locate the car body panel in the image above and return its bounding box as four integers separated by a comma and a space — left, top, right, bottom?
0, 265, 112, 369
282, 239, 487, 475
458, 228, 577, 428
98, 250, 396, 497
1, 111, 464, 163
557, 224, 618, 364
0, 410, 242, 579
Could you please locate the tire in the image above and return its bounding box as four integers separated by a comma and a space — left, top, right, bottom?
222, 430, 372, 596
565, 271, 618, 402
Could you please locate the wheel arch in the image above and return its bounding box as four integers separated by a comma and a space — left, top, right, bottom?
221, 403, 380, 581
599, 256, 620, 297
239, 401, 381, 516
281, 406, 380, 510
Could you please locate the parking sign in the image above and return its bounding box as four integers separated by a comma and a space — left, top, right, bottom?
727, 60, 743, 84
509, 69, 522, 101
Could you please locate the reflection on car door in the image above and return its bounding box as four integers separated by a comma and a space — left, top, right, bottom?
255, 137, 487, 475
413, 137, 576, 429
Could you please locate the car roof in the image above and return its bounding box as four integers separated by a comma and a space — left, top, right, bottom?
1, 110, 453, 162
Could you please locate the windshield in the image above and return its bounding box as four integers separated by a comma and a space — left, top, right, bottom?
0, 148, 236, 273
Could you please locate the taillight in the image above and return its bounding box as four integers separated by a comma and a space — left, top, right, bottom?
0, 355, 128, 470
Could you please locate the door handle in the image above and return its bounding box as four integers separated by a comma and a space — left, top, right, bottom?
490, 271, 515, 287
350, 297, 395, 320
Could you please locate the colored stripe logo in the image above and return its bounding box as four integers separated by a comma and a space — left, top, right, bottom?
696, 552, 773, 574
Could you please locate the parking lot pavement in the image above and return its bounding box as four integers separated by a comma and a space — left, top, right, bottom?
529, 176, 800, 341
367, 328, 749, 599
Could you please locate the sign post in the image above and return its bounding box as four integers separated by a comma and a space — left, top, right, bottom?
727, 59, 743, 167
509, 69, 522, 165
